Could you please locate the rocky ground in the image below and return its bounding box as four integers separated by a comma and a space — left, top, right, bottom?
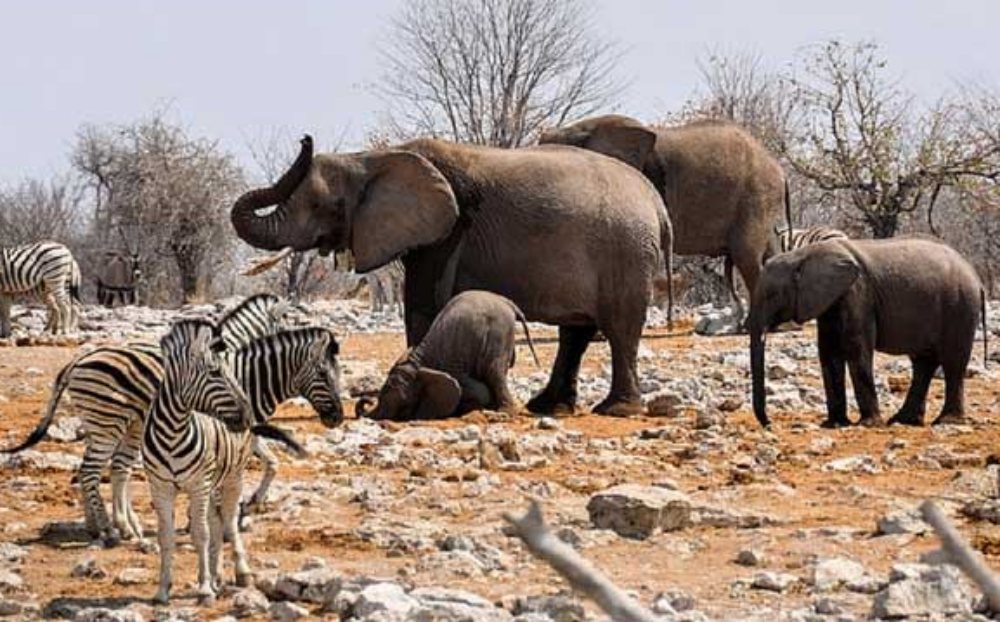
1, 299, 1000, 621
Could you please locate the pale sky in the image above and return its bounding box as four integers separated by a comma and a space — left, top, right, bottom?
2, 0, 997, 184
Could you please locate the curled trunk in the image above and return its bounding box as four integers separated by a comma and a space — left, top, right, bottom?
355, 396, 378, 419
231, 135, 314, 250
749, 315, 769, 428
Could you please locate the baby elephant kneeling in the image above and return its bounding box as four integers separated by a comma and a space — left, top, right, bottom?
358, 290, 538, 420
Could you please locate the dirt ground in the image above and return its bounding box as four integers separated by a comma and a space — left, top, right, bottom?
1, 322, 999, 620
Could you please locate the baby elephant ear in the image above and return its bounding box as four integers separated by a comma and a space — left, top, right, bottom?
415, 368, 461, 420
586, 124, 656, 170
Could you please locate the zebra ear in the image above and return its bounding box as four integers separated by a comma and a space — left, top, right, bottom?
326, 335, 340, 358
307, 331, 332, 362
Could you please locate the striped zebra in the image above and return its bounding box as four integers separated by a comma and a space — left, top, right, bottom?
1, 313, 341, 545
218, 293, 290, 349
26, 255, 82, 333
777, 226, 848, 253
142, 320, 261, 604
363, 260, 404, 315
0, 241, 77, 337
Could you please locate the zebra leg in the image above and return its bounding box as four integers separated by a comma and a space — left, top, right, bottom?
80, 443, 121, 546
244, 437, 277, 520
208, 494, 224, 592
110, 421, 144, 540
42, 291, 61, 335
188, 483, 216, 604
221, 476, 253, 587
150, 480, 177, 604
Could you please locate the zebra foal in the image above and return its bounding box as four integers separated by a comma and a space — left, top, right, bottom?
0, 241, 78, 337
143, 320, 302, 604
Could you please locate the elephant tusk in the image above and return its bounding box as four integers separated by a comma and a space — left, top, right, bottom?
242, 247, 294, 276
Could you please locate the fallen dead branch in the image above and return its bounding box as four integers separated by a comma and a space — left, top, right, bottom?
920, 499, 1000, 613
503, 500, 659, 622
242, 247, 293, 276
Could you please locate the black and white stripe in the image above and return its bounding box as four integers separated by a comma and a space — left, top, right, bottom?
217, 293, 290, 349
1, 317, 341, 545
142, 319, 256, 604
778, 226, 848, 253
0, 241, 77, 336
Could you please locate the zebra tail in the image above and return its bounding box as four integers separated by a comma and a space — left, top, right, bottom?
2, 351, 83, 453
513, 306, 540, 367
982, 288, 989, 368
251, 423, 307, 459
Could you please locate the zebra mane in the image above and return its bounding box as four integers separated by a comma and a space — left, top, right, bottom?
218, 293, 282, 326
162, 319, 222, 352
236, 326, 338, 358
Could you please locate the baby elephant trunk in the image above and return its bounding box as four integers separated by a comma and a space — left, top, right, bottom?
355, 396, 378, 419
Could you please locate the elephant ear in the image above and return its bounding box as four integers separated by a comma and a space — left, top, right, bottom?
353, 151, 459, 273
794, 244, 861, 322
585, 124, 657, 170
415, 368, 461, 420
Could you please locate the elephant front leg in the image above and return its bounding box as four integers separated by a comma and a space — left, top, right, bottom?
526, 326, 597, 415
817, 317, 850, 428
844, 326, 883, 427
453, 373, 494, 415
889, 355, 937, 426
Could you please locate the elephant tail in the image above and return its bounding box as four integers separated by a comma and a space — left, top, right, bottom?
512, 306, 540, 367
982, 288, 989, 368
659, 202, 675, 329
784, 178, 793, 233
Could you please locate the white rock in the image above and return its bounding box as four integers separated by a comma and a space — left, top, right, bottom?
0, 570, 22, 592
587, 484, 692, 539
876, 509, 928, 536
268, 601, 309, 621
232, 588, 270, 618
353, 583, 418, 618
811, 557, 867, 591
113, 567, 149, 586
872, 563, 974, 618
74, 608, 144, 622
752, 571, 798, 592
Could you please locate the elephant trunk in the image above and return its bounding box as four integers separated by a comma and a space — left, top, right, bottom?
354, 396, 379, 419
749, 313, 769, 428
231, 135, 314, 250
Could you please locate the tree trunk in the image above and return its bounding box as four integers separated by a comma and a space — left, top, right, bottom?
175, 249, 207, 304
866, 212, 899, 239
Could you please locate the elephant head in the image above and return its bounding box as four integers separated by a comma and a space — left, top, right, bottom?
749, 241, 861, 427
538, 115, 657, 170
231, 136, 460, 272
355, 350, 461, 421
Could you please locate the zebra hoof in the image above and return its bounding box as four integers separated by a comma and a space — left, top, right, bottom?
235, 572, 254, 588
196, 593, 216, 606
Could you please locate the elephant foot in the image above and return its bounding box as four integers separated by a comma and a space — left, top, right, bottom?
593, 396, 644, 417
857, 415, 886, 428
932, 411, 968, 426
526, 390, 575, 416
820, 417, 851, 429
888, 410, 925, 427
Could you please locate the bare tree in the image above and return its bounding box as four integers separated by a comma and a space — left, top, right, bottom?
378, 0, 621, 147
781, 40, 1000, 238
73, 112, 243, 304
0, 177, 85, 247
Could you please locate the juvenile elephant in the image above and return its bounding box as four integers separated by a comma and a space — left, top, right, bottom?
539, 115, 790, 324
356, 290, 538, 420
749, 237, 986, 428
231, 135, 672, 416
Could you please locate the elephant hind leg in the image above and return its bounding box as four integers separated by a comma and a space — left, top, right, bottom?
526, 325, 596, 415
889, 355, 937, 426
934, 345, 973, 425
593, 307, 645, 417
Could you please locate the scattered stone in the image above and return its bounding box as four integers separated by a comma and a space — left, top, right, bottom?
509, 593, 586, 621
0, 543, 28, 564
73, 608, 144, 622
71, 556, 108, 580
735, 549, 765, 567
410, 587, 512, 621
353, 582, 418, 618
767, 361, 796, 380
0, 596, 37, 617
268, 601, 309, 622
872, 563, 974, 618
586, 484, 692, 539
113, 567, 149, 586
646, 391, 684, 418
824, 455, 879, 474
257, 567, 342, 605
811, 557, 867, 591
232, 588, 270, 618
0, 571, 22, 592
752, 571, 798, 592
876, 508, 929, 536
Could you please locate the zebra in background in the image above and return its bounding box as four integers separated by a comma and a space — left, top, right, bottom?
777, 226, 849, 253
363, 260, 404, 315
25, 255, 82, 333
96, 251, 141, 307
0, 299, 342, 545
217, 293, 290, 349
0, 241, 77, 337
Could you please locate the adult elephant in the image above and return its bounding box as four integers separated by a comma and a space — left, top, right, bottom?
539, 115, 791, 324
231, 136, 673, 416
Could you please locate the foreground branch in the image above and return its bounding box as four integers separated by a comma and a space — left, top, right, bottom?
920, 499, 1000, 612
503, 501, 659, 622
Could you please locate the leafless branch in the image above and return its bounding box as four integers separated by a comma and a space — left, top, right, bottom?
920, 500, 1000, 613
503, 501, 659, 622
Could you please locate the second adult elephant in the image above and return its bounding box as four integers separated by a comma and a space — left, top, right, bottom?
96, 251, 141, 307
231, 136, 673, 415
539, 115, 791, 324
